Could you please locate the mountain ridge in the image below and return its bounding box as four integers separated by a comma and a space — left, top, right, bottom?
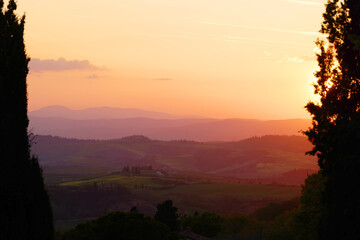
29, 105, 205, 120
29, 116, 310, 141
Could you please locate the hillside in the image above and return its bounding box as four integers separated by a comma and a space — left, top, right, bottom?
29, 116, 311, 141
33, 135, 317, 185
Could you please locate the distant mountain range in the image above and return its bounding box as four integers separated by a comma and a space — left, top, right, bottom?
29, 105, 202, 120
29, 106, 311, 141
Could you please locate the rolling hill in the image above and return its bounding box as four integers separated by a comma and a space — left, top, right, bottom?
29, 105, 311, 141
29, 116, 311, 141
32, 135, 317, 185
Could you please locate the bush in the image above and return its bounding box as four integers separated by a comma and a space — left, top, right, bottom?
182, 212, 222, 238
61, 211, 180, 240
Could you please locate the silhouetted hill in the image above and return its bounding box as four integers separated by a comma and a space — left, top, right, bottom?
29, 116, 311, 141
151, 118, 311, 141
28, 116, 218, 140
29, 105, 202, 120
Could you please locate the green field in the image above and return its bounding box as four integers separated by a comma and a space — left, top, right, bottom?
57, 173, 300, 216
61, 174, 300, 201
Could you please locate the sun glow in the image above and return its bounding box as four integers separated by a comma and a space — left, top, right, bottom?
18, 0, 327, 119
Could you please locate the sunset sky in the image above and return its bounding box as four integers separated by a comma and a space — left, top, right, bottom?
16, 0, 326, 119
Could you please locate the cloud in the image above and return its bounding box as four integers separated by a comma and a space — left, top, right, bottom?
215, 35, 304, 46
153, 78, 173, 81
265, 27, 321, 37
137, 33, 196, 39
200, 21, 321, 37
29, 57, 103, 73
286, 54, 316, 63
287, 57, 305, 63
275, 54, 316, 64
264, 51, 272, 56
283, 0, 323, 6
87, 74, 100, 79
299, 55, 316, 61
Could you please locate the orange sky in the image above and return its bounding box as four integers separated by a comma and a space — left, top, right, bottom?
15, 0, 325, 119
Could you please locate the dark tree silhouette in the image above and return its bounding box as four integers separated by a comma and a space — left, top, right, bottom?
291, 172, 324, 240
181, 212, 222, 238
305, 0, 360, 239
154, 200, 179, 232
0, 1, 54, 239
61, 211, 180, 240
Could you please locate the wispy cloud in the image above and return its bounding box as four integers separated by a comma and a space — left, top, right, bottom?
142, 0, 175, 6
287, 57, 305, 63
299, 55, 316, 61
87, 74, 100, 79
214, 35, 304, 46
137, 33, 197, 39
266, 27, 321, 37
264, 51, 272, 56
29, 58, 104, 73
200, 21, 321, 37
283, 0, 323, 6
153, 78, 173, 81
283, 54, 316, 63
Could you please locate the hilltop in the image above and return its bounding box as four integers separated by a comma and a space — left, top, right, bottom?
33, 134, 317, 185
29, 106, 311, 141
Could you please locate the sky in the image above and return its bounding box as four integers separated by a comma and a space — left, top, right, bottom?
14, 0, 326, 119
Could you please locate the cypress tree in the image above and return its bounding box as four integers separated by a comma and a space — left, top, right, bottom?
305, 0, 360, 239
0, 1, 54, 239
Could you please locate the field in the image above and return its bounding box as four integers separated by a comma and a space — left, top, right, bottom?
51, 172, 300, 223
61, 174, 300, 203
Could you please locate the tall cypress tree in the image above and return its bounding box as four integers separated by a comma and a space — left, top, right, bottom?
0, 1, 54, 239
305, 0, 360, 239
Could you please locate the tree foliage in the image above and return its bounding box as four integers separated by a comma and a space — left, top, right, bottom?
0, 1, 53, 239
154, 200, 180, 232
305, 0, 360, 239
181, 212, 223, 238
61, 211, 180, 240
290, 172, 324, 240
260, 174, 324, 240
